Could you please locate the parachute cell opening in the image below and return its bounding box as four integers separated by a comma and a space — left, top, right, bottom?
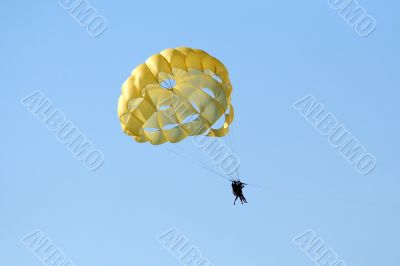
181, 114, 200, 124
190, 100, 201, 113
162, 123, 180, 130
160, 78, 176, 90
144, 127, 160, 132
211, 74, 222, 83
201, 88, 216, 99
158, 105, 171, 111
211, 114, 226, 129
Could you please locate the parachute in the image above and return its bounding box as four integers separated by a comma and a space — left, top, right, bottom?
118, 47, 234, 145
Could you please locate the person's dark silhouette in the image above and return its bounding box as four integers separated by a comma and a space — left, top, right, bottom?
231, 180, 247, 205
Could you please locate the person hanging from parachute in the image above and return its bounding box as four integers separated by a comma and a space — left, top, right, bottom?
118, 47, 254, 204
232, 180, 248, 205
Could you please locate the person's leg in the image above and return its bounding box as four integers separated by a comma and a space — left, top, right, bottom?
242, 195, 247, 203
234, 195, 238, 205
239, 195, 244, 204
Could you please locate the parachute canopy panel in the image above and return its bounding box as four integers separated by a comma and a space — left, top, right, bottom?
118, 47, 234, 145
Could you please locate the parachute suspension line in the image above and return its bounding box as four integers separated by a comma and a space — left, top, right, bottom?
227, 127, 241, 178
226, 134, 240, 180
227, 171, 262, 188
226, 133, 233, 152
218, 134, 239, 179
230, 127, 237, 154
187, 143, 244, 183
175, 145, 228, 178
199, 165, 233, 182
164, 146, 263, 188
177, 135, 241, 183
163, 146, 232, 183
225, 135, 234, 153
218, 129, 233, 153
173, 143, 213, 170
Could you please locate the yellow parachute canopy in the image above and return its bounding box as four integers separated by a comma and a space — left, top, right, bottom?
118, 47, 234, 145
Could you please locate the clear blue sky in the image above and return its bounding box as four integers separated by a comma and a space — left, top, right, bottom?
1, 0, 399, 265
